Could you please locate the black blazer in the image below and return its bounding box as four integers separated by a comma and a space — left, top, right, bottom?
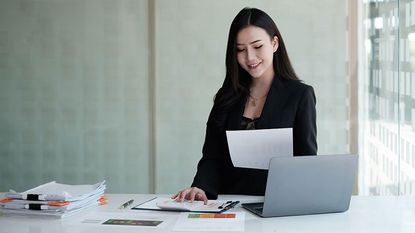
191, 77, 317, 199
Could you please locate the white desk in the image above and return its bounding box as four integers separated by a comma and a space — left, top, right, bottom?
0, 194, 414, 233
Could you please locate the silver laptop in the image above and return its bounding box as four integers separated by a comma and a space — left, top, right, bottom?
242, 154, 358, 217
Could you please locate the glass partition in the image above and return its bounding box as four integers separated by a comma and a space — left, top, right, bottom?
360, 0, 415, 195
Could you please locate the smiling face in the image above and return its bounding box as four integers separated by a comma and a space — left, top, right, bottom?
236, 26, 278, 80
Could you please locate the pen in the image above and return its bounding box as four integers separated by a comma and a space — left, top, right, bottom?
119, 199, 134, 209
223, 201, 240, 211
218, 201, 232, 209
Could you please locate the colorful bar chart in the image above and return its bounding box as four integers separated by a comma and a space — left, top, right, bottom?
188, 213, 236, 219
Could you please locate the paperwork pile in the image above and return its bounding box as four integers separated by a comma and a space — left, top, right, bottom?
0, 181, 107, 218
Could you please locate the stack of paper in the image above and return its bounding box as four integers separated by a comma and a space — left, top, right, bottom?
0, 181, 107, 218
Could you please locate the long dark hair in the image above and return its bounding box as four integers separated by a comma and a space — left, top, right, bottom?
214, 7, 299, 111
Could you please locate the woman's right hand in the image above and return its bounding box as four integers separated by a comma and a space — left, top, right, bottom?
172, 187, 208, 204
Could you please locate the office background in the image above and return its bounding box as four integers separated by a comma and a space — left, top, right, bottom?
0, 0, 413, 196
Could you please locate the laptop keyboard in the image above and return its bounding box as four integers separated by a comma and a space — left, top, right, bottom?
243, 202, 264, 215
253, 206, 264, 212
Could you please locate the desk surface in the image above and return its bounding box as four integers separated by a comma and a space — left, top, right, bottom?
0, 194, 414, 233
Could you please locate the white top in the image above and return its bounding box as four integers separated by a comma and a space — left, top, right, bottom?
0, 194, 414, 233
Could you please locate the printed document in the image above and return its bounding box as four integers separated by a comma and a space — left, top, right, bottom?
226, 128, 293, 169
67, 212, 170, 228
172, 212, 244, 232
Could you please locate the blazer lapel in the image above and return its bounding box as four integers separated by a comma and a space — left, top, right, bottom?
226, 95, 246, 130
256, 77, 287, 129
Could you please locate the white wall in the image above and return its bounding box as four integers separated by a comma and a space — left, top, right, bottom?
0, 0, 150, 193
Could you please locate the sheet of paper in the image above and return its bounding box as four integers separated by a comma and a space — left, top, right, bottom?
65, 212, 170, 229
226, 128, 293, 169
172, 212, 244, 232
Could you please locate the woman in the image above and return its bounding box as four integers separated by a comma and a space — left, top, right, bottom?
174, 7, 317, 203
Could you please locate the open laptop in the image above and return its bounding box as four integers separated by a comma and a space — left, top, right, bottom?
242, 154, 358, 217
